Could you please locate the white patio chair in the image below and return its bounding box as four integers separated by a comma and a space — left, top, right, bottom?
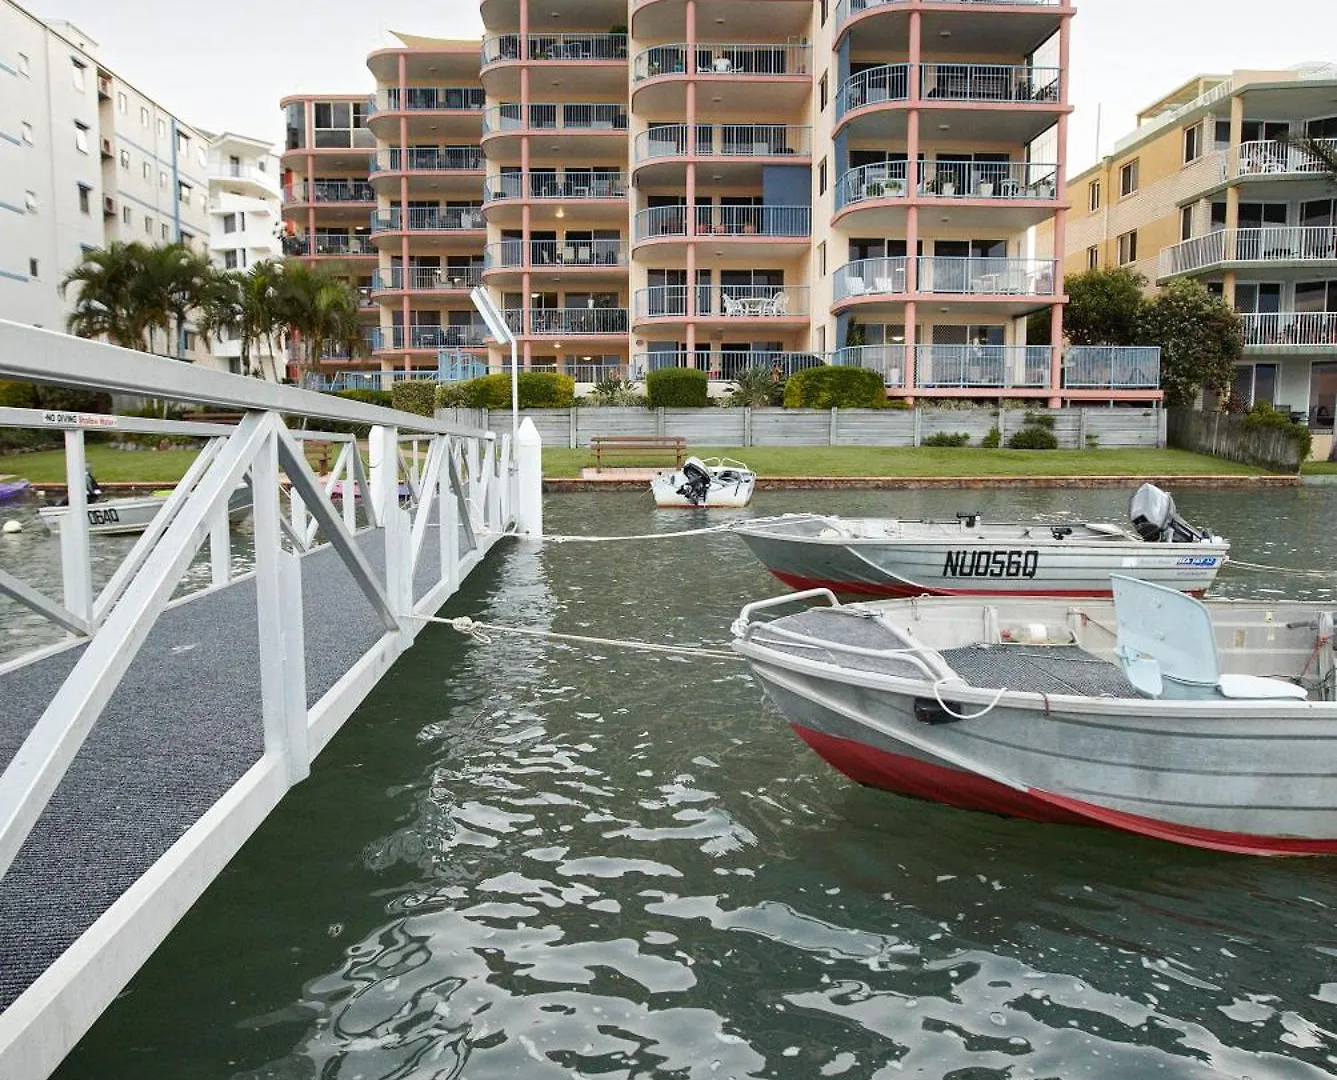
767, 291, 789, 315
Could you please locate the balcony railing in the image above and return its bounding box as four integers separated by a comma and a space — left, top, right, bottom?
371, 87, 485, 113
632, 42, 811, 81
835, 257, 1057, 299
914, 160, 1058, 201
634, 284, 809, 318
482, 33, 628, 65
1240, 311, 1337, 349
372, 266, 483, 292
1160, 227, 1337, 277
695, 205, 811, 237
483, 170, 628, 202
565, 361, 628, 383
834, 257, 909, 301
835, 344, 907, 386
283, 180, 375, 204
634, 124, 811, 162
635, 206, 687, 240
835, 162, 911, 209
521, 307, 630, 336
374, 148, 484, 173
630, 350, 828, 379
438, 352, 491, 383
373, 325, 488, 350
834, 0, 1063, 29
835, 63, 1061, 119
1235, 139, 1337, 179
211, 163, 275, 186
281, 234, 375, 257
371, 207, 485, 232
1062, 346, 1161, 389
482, 104, 628, 134
915, 344, 1053, 389
484, 239, 627, 269
312, 328, 379, 361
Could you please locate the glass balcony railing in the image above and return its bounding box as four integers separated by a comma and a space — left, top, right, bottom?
372, 266, 483, 291
482, 104, 628, 135
632, 42, 811, 81
634, 124, 811, 162
482, 170, 628, 202
371, 87, 484, 113
1062, 346, 1160, 389
373, 148, 484, 173
482, 33, 628, 65
634, 284, 809, 318
371, 207, 485, 232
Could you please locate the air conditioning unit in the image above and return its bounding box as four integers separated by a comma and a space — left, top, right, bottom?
103, 195, 116, 216
99, 137, 113, 158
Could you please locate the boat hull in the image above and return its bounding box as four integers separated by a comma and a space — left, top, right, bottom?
735, 520, 1226, 597
0, 479, 30, 503
651, 469, 755, 508
38, 491, 251, 536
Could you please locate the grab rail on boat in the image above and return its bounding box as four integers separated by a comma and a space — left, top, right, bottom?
731, 588, 840, 637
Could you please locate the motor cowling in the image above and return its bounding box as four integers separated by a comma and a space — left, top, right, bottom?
1129, 483, 1212, 543
676, 457, 713, 506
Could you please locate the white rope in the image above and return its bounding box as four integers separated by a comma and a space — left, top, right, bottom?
931, 678, 1009, 720
538, 513, 825, 545
411, 614, 739, 660
1224, 559, 1334, 579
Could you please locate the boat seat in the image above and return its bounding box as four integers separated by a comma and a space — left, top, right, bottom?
1111, 574, 1307, 701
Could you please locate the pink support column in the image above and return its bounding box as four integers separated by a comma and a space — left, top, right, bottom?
399, 54, 411, 375
686, 0, 698, 340
1048, 15, 1072, 406
902, 11, 922, 398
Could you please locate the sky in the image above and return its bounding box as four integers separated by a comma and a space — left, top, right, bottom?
34, 0, 1337, 177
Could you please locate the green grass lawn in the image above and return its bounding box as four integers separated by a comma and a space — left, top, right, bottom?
0, 443, 337, 485
1301, 460, 1337, 474
543, 446, 1281, 479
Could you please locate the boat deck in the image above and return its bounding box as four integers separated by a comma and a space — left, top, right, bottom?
940, 644, 1138, 698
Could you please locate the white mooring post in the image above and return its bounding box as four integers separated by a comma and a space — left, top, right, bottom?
515, 416, 543, 540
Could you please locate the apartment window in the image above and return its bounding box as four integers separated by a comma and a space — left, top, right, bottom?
1086, 245, 1099, 270
1119, 159, 1139, 197
142, 161, 151, 180
820, 0, 828, 24
183, 331, 196, 351
1183, 124, 1202, 164
177, 131, 190, 156
158, 119, 167, 138
77, 183, 91, 215
29, 258, 39, 278
17, 53, 29, 77
117, 91, 127, 114
21, 121, 33, 144
71, 58, 86, 91
160, 170, 168, 188
223, 249, 239, 269
122, 204, 131, 224
222, 212, 237, 233
1117, 229, 1138, 265
178, 181, 191, 205
161, 223, 169, 240
818, 157, 827, 195
1180, 205, 1193, 241
1087, 179, 1101, 213
119, 149, 130, 169
139, 106, 148, 127
144, 214, 153, 234
819, 72, 828, 111
74, 121, 89, 154
817, 240, 827, 277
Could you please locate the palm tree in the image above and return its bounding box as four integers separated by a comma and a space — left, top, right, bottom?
60, 242, 157, 349
275, 261, 366, 381
196, 261, 288, 379
144, 243, 214, 358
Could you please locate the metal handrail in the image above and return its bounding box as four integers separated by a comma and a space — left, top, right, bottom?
483, 33, 628, 65
634, 123, 811, 161
371, 87, 485, 113
372, 266, 483, 291
482, 103, 629, 134
371, 207, 485, 232
375, 147, 483, 173
632, 41, 810, 81
483, 171, 628, 201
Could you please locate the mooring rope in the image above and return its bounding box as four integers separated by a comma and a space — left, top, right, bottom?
538, 513, 823, 545
1224, 558, 1335, 580
410, 613, 740, 660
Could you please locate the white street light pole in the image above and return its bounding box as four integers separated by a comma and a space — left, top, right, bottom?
469, 285, 518, 445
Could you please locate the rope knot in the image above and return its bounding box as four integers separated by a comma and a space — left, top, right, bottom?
449, 616, 492, 644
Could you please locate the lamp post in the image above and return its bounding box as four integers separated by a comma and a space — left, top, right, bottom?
469, 285, 518, 445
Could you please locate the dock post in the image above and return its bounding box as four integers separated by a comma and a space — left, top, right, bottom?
515, 417, 543, 540
60, 429, 92, 628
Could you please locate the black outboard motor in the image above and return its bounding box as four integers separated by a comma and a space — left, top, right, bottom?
1129, 483, 1212, 543
675, 458, 713, 506
60, 469, 102, 508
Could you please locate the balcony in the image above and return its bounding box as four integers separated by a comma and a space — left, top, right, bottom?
482, 170, 628, 202
506, 307, 630, 336
835, 160, 1058, 228
914, 344, 1053, 389
373, 325, 488, 351
633, 41, 811, 81
371, 148, 484, 174
1240, 311, 1337, 351
283, 180, 375, 204
482, 33, 628, 65
481, 103, 628, 140
633, 349, 826, 380
1159, 227, 1337, 279
835, 256, 1056, 305
834, 0, 1068, 54
1062, 346, 1161, 390
1234, 138, 1337, 180
370, 87, 485, 114
632, 205, 811, 245
370, 207, 485, 233
483, 239, 627, 272
281, 234, 375, 257
633, 124, 811, 183
371, 266, 483, 293
633, 284, 809, 320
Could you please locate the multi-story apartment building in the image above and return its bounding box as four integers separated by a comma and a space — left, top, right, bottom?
1062, 64, 1337, 436
205, 132, 282, 375
291, 1, 1140, 403
0, 0, 219, 364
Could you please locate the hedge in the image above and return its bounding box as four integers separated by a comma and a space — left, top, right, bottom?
646, 367, 708, 408
334, 387, 392, 409
451, 372, 576, 410
782, 366, 885, 409
391, 380, 437, 417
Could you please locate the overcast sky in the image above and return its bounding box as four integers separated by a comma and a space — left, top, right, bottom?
36, 0, 1337, 175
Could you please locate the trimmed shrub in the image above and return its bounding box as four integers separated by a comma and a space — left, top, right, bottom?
456, 372, 576, 409
980, 426, 1001, 449
391, 380, 437, 417
783, 366, 885, 409
1007, 425, 1060, 450
1242, 401, 1312, 464
335, 387, 392, 409
922, 431, 970, 447
1022, 411, 1057, 430
435, 382, 467, 408
646, 367, 709, 408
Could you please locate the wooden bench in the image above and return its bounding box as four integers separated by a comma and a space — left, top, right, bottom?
590, 435, 687, 472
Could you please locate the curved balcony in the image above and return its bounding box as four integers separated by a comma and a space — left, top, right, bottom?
633, 123, 811, 184
835, 62, 1063, 142
481, 103, 628, 157
481, 34, 628, 99
370, 207, 486, 238
280, 233, 375, 258
366, 87, 484, 137
280, 128, 375, 172
631, 42, 811, 113
505, 307, 630, 337
633, 284, 809, 324
483, 239, 628, 276
481, 170, 627, 227
370, 266, 483, 295
373, 325, 488, 353
834, 256, 1056, 315
633, 204, 811, 251
1159, 227, 1337, 280
631, 0, 814, 43
369, 148, 485, 197
834, 0, 1068, 57
282, 180, 375, 206
834, 160, 1059, 230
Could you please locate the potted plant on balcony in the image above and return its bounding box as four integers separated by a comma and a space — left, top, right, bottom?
976, 179, 995, 198
939, 175, 957, 197
885, 176, 905, 197
865, 178, 885, 198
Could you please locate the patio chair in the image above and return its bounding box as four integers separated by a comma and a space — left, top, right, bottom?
722, 294, 743, 316
767, 291, 789, 316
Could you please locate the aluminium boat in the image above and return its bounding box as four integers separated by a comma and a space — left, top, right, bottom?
652, 456, 755, 508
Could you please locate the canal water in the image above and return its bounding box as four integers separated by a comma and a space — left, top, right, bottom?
16, 486, 1337, 1079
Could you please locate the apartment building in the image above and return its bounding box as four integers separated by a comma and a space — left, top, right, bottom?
206, 132, 282, 375
290, 1, 1119, 402
1062, 64, 1337, 430
0, 0, 218, 363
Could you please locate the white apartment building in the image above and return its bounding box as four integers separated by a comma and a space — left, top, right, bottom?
0, 0, 217, 363
206, 132, 282, 375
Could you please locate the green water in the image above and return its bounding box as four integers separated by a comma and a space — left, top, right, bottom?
51, 488, 1337, 1079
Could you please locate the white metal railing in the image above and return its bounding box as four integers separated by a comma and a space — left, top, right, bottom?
634, 284, 808, 318
372, 87, 485, 113
526, 307, 629, 335
374, 147, 483, 173
1240, 311, 1337, 349
915, 344, 1053, 388
835, 162, 911, 209
835, 64, 910, 117
1235, 139, 1337, 177
632, 41, 810, 81
281, 234, 376, 257
372, 266, 482, 292
834, 257, 909, 301
283, 180, 375, 204
694, 204, 811, 237
914, 160, 1058, 200
483, 33, 628, 65
565, 362, 627, 383
836, 344, 907, 387
482, 103, 628, 134
835, 0, 1062, 30
374, 325, 488, 350
634, 124, 811, 162
1161, 227, 1337, 277
1063, 346, 1161, 389
483, 170, 627, 201
835, 63, 1061, 119
371, 207, 485, 232
635, 205, 687, 240
918, 256, 1057, 296
484, 239, 627, 269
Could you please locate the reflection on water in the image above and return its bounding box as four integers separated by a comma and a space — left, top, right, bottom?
46, 487, 1337, 1079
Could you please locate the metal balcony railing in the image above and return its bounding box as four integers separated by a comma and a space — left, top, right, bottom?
482, 33, 628, 65
374, 325, 488, 350
437, 351, 491, 383
835, 63, 1061, 119
372, 266, 483, 291
694, 204, 811, 237
914, 160, 1059, 200
635, 206, 688, 240
1161, 227, 1337, 277
834, 0, 1062, 29
915, 344, 1053, 389
483, 239, 627, 269
1062, 346, 1161, 389
834, 64, 910, 117
629, 350, 829, 379
1240, 311, 1337, 348
316, 328, 380, 360
524, 307, 629, 336
212, 163, 276, 186
835, 344, 907, 387
834, 257, 909, 301
634, 124, 811, 162
918, 257, 1057, 296
1234, 138, 1337, 178
282, 234, 376, 257
482, 104, 629, 134
372, 87, 485, 113
632, 42, 810, 81
835, 162, 911, 209
284, 180, 375, 204
482, 170, 628, 202
371, 207, 485, 232
565, 361, 628, 383
634, 284, 808, 318
374, 147, 484, 173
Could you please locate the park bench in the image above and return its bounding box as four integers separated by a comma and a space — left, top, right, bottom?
590, 435, 687, 472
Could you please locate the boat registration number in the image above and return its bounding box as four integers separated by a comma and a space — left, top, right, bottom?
943, 550, 1039, 579
88, 508, 121, 525
1176, 556, 1220, 568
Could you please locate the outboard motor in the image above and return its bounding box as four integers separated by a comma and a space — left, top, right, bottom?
675, 457, 713, 506
60, 469, 102, 508
1129, 483, 1212, 543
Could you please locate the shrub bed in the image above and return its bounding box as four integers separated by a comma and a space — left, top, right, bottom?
391, 380, 437, 417
646, 367, 708, 408
782, 366, 885, 409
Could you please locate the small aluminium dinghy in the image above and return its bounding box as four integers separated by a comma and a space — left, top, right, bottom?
651, 456, 755, 508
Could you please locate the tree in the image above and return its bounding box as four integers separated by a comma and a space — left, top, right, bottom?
147, 243, 215, 358
196, 261, 287, 380
1060, 267, 1149, 345
274, 261, 366, 379
1137, 278, 1243, 409
60, 242, 159, 349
